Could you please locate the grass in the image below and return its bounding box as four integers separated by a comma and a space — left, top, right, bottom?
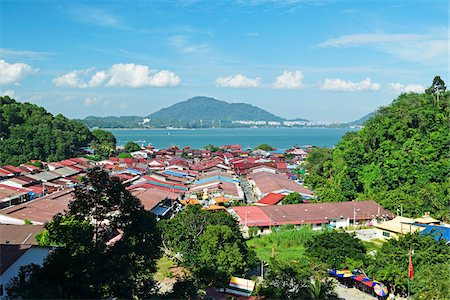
362, 240, 383, 253
154, 255, 177, 282
247, 225, 323, 263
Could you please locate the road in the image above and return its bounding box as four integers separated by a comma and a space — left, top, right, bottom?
239, 176, 256, 203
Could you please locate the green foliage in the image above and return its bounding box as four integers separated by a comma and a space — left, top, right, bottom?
257, 259, 332, 299
90, 129, 116, 159
305, 81, 450, 221
282, 192, 303, 204
425, 75, 446, 95
204, 144, 220, 152
366, 232, 449, 298
149, 96, 284, 122
306, 231, 366, 269
160, 205, 257, 286
6, 168, 161, 299
0, 96, 93, 165
117, 152, 132, 158
79, 115, 143, 128
254, 143, 275, 151
23, 219, 32, 225
124, 141, 141, 152
28, 160, 44, 169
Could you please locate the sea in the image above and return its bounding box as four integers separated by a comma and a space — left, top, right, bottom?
107, 127, 358, 149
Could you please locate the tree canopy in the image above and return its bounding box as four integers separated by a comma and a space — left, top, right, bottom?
306, 231, 366, 269
160, 205, 257, 286
254, 143, 275, 151
305, 77, 450, 221
0, 97, 116, 165
366, 233, 449, 299
124, 140, 141, 152
6, 168, 161, 299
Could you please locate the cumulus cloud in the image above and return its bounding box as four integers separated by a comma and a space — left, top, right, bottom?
272, 70, 304, 89
321, 77, 381, 92
215, 74, 261, 88
53, 64, 181, 88
83, 96, 102, 106
0, 90, 15, 97
389, 82, 425, 93
0, 60, 38, 85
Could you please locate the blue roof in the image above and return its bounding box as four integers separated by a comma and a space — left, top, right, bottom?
152, 206, 171, 216
419, 225, 450, 242
195, 175, 238, 185
163, 170, 188, 177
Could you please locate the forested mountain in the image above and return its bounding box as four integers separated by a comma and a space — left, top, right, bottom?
80, 116, 143, 128
305, 77, 449, 220
0, 97, 115, 165
149, 96, 285, 122
346, 112, 375, 126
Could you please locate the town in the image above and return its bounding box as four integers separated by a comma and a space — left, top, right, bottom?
1, 142, 448, 299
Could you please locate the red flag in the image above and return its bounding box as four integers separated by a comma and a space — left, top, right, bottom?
408, 255, 414, 280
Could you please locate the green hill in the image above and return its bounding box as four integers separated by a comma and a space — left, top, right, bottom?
0, 96, 114, 165
148, 96, 284, 122
305, 77, 450, 221
80, 116, 143, 128
346, 112, 375, 126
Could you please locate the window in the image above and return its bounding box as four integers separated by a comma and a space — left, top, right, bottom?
383, 231, 391, 237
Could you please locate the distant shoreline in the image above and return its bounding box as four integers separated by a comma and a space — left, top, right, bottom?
98, 126, 358, 130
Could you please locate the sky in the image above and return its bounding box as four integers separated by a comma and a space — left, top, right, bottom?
0, 0, 448, 122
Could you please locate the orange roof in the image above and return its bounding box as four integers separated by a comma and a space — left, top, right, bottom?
203, 204, 226, 211
180, 198, 200, 205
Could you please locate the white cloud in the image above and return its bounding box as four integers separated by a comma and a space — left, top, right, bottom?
0, 48, 53, 60
389, 83, 425, 93
272, 70, 304, 89
321, 77, 381, 92
67, 6, 125, 29
0, 60, 38, 85
215, 74, 261, 88
168, 35, 210, 54
83, 96, 102, 106
318, 31, 447, 64
0, 90, 15, 97
53, 64, 181, 88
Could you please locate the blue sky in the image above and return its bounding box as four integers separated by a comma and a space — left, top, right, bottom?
0, 0, 448, 122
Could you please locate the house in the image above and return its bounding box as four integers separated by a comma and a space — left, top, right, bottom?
230, 200, 394, 236
255, 192, 286, 206
248, 172, 314, 200
131, 188, 180, 219
0, 244, 51, 299
0, 224, 44, 245
374, 216, 422, 240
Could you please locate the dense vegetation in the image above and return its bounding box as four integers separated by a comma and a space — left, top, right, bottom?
160, 205, 257, 287
305, 77, 450, 220
0, 96, 115, 165
149, 96, 285, 122
79, 115, 143, 128
366, 233, 449, 299
0, 96, 91, 165
7, 169, 162, 298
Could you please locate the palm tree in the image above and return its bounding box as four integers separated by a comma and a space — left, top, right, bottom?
308, 279, 340, 300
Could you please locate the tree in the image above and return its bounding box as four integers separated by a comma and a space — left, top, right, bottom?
425, 75, 446, 95
282, 192, 303, 204
204, 144, 220, 152
160, 205, 256, 286
254, 143, 275, 151
306, 231, 366, 269
257, 259, 331, 299
6, 168, 161, 299
366, 233, 449, 298
90, 129, 116, 159
124, 141, 141, 152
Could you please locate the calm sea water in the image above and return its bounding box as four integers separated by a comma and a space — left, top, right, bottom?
107, 127, 357, 149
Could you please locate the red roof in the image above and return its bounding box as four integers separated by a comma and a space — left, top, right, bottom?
59, 159, 77, 166
2, 165, 23, 174
257, 193, 285, 206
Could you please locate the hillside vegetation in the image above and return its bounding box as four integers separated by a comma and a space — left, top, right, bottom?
305, 77, 449, 220
80, 116, 143, 128
0, 96, 115, 165
149, 96, 285, 122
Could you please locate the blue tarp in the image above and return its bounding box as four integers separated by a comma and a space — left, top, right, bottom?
417, 225, 450, 242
